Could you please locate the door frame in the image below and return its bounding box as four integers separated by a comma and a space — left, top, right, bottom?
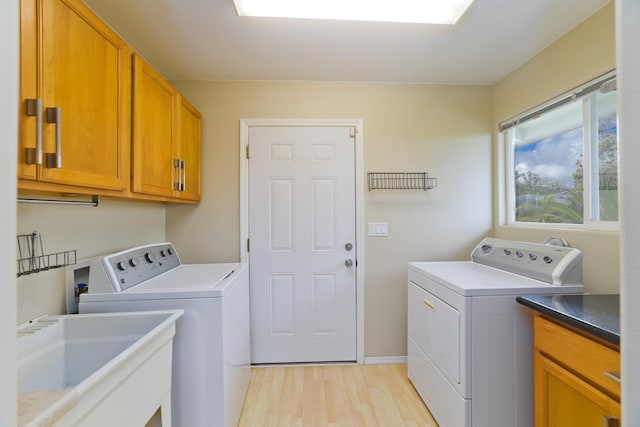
239, 118, 365, 364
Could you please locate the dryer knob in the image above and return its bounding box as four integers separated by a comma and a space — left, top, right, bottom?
129, 258, 138, 267
145, 253, 155, 263
116, 261, 127, 271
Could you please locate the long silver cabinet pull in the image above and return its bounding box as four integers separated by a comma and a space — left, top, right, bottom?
603, 371, 621, 383
46, 107, 62, 168
603, 415, 619, 427
173, 159, 181, 191
181, 159, 186, 191
25, 99, 43, 165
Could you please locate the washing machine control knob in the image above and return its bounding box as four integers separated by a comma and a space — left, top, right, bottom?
129, 258, 138, 267
144, 253, 155, 263
117, 261, 127, 271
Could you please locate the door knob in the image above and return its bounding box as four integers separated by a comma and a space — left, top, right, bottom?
345, 242, 353, 251
345, 259, 354, 267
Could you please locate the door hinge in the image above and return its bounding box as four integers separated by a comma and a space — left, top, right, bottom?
247, 238, 250, 252
350, 127, 357, 138
245, 145, 250, 159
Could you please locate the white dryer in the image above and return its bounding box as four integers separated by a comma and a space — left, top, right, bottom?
408, 238, 584, 427
75, 242, 250, 427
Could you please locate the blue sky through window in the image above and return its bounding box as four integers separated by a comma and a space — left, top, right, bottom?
514, 127, 583, 189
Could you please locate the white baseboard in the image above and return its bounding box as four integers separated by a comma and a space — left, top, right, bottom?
364, 356, 408, 365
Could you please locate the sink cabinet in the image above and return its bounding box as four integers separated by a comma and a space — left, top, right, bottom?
19, 0, 131, 193
533, 314, 621, 427
132, 54, 202, 201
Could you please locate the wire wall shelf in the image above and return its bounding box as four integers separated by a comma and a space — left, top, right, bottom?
367, 172, 437, 191
17, 232, 76, 277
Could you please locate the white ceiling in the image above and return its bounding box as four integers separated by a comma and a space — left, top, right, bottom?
82, 0, 611, 85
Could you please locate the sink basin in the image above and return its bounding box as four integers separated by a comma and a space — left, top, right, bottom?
17, 310, 183, 427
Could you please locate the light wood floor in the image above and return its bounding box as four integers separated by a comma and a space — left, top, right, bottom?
238, 363, 439, 427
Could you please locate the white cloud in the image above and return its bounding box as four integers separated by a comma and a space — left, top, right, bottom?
514, 128, 582, 187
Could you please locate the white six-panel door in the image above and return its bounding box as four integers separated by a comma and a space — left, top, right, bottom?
248, 125, 356, 363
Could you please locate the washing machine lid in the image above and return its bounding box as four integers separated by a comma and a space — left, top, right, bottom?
82, 263, 243, 301
409, 261, 584, 296
132, 263, 239, 291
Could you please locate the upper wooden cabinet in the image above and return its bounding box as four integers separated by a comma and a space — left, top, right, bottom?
19, 0, 131, 192
176, 96, 202, 201
131, 54, 177, 198
132, 54, 202, 201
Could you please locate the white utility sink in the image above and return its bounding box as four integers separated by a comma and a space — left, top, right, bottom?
17, 310, 183, 427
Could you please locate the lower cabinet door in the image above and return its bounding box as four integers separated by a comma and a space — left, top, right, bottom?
535, 352, 620, 427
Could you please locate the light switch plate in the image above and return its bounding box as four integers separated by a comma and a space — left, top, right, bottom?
368, 222, 388, 237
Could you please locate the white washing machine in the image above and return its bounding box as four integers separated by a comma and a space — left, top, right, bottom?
73, 243, 250, 427
407, 238, 584, 427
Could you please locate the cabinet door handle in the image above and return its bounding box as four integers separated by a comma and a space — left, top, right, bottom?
423, 298, 435, 310
173, 158, 181, 191
181, 159, 186, 191
46, 107, 62, 168
604, 371, 621, 384
25, 99, 43, 165
603, 415, 619, 427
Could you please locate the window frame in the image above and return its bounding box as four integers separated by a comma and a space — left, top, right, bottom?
501, 71, 619, 231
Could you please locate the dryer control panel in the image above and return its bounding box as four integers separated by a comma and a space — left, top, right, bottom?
89, 242, 182, 293
471, 238, 582, 285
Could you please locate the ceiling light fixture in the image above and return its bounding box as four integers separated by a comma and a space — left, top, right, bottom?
233, 0, 475, 25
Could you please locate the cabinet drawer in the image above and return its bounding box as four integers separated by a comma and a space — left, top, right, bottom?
534, 315, 620, 399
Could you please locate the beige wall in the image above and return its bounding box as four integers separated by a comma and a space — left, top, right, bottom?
492, 2, 619, 294
167, 81, 493, 358
16, 200, 165, 323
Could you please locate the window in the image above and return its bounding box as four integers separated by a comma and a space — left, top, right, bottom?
501, 73, 618, 226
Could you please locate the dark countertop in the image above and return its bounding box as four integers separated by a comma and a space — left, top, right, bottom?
516, 294, 620, 346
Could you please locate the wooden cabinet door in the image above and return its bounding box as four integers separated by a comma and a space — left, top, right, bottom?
535, 353, 621, 427
176, 96, 202, 201
20, 0, 130, 190
131, 54, 177, 198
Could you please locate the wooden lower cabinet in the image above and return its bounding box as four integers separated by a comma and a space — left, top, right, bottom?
533, 314, 620, 427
